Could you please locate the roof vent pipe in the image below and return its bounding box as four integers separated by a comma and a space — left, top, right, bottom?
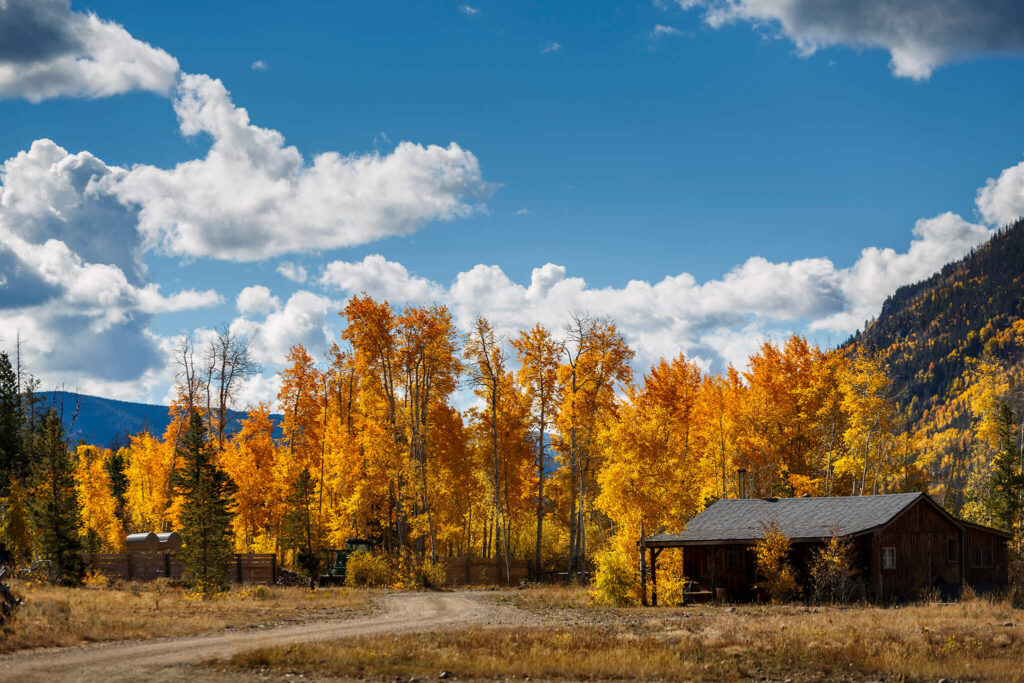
737, 468, 747, 499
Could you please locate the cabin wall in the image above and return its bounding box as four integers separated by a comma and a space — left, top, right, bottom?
871, 500, 962, 601
682, 544, 756, 601
964, 527, 1009, 588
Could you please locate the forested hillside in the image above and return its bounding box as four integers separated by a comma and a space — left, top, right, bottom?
848, 218, 1024, 421
846, 218, 1024, 518
37, 391, 282, 449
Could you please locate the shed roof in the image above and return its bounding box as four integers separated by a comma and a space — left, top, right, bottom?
644, 492, 927, 546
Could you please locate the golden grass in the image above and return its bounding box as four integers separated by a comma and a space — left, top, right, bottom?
230, 596, 1024, 681
0, 578, 373, 653
504, 582, 596, 610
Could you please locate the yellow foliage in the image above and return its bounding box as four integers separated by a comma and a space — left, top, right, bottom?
754, 522, 798, 603
74, 444, 123, 551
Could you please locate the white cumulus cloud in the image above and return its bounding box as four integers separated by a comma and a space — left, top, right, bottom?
277, 262, 308, 283
0, 0, 179, 101
236, 285, 281, 316
110, 73, 493, 261
231, 290, 335, 367
675, 0, 1024, 80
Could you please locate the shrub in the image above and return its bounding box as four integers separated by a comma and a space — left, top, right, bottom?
591, 547, 636, 606
415, 558, 448, 589
754, 521, 798, 603
808, 531, 861, 604
344, 551, 392, 588
391, 552, 449, 589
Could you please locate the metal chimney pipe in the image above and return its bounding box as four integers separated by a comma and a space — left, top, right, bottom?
737, 468, 747, 499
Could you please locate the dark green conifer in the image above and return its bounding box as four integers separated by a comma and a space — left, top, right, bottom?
27, 410, 83, 584
104, 449, 130, 530
988, 402, 1024, 530
172, 412, 236, 595
0, 351, 23, 494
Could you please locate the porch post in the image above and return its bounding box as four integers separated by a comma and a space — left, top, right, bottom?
650, 547, 659, 607
639, 536, 648, 607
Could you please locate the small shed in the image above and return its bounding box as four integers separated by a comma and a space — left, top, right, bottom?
641, 492, 1010, 603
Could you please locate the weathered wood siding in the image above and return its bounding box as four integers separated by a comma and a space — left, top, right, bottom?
871, 498, 961, 601
682, 544, 757, 601
444, 557, 530, 586
83, 552, 276, 584
964, 526, 1009, 587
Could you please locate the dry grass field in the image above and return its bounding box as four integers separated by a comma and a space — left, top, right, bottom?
0, 578, 373, 653
230, 585, 1024, 681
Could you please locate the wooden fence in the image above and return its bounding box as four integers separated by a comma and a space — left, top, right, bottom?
82, 552, 277, 584
444, 557, 531, 586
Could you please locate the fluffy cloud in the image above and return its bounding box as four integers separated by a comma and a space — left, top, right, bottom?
0, 0, 179, 101
318, 211, 994, 371
676, 0, 1024, 79
0, 139, 141, 281
277, 262, 308, 283
0, 140, 220, 400
236, 285, 281, 316
320, 254, 446, 303
110, 73, 493, 261
976, 159, 1024, 227
231, 290, 335, 366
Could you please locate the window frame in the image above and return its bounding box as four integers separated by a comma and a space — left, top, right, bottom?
970, 547, 994, 568
881, 546, 897, 571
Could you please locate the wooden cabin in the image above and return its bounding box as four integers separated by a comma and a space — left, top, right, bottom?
641, 492, 1010, 603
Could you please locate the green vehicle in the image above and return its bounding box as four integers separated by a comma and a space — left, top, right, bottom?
321, 538, 375, 585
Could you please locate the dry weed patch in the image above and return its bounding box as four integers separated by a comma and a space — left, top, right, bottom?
0, 579, 373, 653
230, 596, 1024, 681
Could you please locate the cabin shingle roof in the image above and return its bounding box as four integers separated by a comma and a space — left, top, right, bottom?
645, 492, 925, 546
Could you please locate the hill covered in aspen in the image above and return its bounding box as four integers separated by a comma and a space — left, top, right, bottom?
846, 217, 1024, 424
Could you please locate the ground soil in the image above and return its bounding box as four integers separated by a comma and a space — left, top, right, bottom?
0, 591, 522, 682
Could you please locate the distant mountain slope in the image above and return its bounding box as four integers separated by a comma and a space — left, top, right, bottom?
845, 217, 1024, 422
37, 391, 282, 449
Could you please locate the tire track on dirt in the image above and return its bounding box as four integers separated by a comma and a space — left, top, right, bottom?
0, 591, 510, 682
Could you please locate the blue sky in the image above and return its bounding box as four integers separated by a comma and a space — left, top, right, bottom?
1, 0, 1023, 407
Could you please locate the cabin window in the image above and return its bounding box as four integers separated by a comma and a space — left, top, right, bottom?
971, 547, 994, 568
703, 551, 714, 574
947, 538, 958, 563
882, 546, 896, 570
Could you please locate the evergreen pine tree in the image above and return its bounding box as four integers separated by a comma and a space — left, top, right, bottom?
27, 410, 83, 584
172, 412, 236, 595
988, 402, 1024, 530
0, 351, 23, 494
104, 449, 130, 530
282, 468, 320, 587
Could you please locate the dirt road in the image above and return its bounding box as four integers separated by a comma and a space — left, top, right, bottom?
0, 591, 513, 682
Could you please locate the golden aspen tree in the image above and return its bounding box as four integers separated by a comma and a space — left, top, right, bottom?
556, 313, 633, 574
464, 316, 511, 575
74, 444, 123, 551
839, 350, 897, 495
220, 403, 278, 551
342, 294, 407, 550
510, 323, 561, 573
695, 368, 744, 498
397, 305, 461, 562
276, 345, 325, 560
124, 431, 174, 532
